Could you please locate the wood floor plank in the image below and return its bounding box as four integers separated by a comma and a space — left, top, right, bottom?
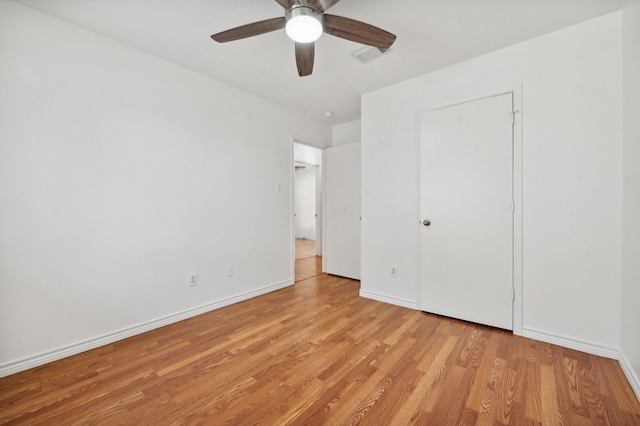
475, 352, 507, 424
282, 343, 388, 424
524, 359, 544, 423
498, 361, 525, 425
388, 335, 459, 424
326, 337, 419, 424
1, 254, 639, 425
465, 332, 499, 411
426, 365, 475, 424
541, 363, 563, 425
358, 362, 424, 425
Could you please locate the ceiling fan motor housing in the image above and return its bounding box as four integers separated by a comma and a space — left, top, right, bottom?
286, 5, 324, 43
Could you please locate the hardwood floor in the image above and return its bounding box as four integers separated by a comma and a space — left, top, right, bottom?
295, 239, 322, 283
1, 255, 639, 424
295, 238, 317, 261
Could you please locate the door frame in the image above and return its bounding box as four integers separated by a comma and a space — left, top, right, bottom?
417, 85, 523, 335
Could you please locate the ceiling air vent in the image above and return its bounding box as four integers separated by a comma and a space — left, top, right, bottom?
351, 46, 390, 64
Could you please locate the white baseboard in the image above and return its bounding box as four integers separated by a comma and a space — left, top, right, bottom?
618, 351, 640, 403
0, 279, 293, 378
521, 327, 619, 359
359, 290, 417, 310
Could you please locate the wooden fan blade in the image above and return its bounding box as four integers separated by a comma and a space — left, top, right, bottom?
323, 14, 396, 48
211, 17, 285, 43
307, 0, 341, 13
274, 0, 296, 8
295, 42, 315, 77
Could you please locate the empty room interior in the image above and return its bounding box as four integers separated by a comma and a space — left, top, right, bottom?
1, 0, 640, 424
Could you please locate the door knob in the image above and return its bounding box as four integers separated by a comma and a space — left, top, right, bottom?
423, 219, 431, 227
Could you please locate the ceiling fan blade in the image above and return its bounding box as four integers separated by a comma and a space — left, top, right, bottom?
211, 17, 285, 43
306, 0, 341, 13
323, 14, 396, 48
274, 0, 296, 8
295, 42, 315, 77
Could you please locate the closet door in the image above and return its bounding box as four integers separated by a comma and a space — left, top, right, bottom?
420, 94, 514, 330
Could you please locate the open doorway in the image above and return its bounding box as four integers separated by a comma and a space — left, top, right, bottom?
293, 142, 323, 282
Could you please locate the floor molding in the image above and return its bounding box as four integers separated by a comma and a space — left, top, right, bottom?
359, 290, 417, 310
521, 327, 619, 359
618, 351, 640, 402
0, 279, 293, 378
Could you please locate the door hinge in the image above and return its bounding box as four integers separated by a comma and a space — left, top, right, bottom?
512, 288, 516, 301
512, 200, 515, 213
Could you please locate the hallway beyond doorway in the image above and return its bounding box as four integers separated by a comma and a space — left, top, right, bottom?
295, 238, 321, 282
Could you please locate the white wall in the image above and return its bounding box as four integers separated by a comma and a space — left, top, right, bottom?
0, 1, 330, 376
362, 13, 623, 355
293, 143, 322, 166
620, 0, 640, 399
332, 120, 361, 146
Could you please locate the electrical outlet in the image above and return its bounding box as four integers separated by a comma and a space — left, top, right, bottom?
188, 272, 198, 287
225, 265, 233, 278
390, 266, 398, 278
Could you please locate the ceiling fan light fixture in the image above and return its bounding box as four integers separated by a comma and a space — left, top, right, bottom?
286, 6, 323, 43
211, 0, 396, 77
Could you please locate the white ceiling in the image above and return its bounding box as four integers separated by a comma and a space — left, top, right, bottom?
17, 0, 624, 125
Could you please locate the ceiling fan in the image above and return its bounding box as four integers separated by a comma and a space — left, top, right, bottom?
211, 0, 396, 77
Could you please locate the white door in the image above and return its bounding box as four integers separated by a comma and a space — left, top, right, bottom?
324, 143, 361, 280
420, 94, 514, 330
